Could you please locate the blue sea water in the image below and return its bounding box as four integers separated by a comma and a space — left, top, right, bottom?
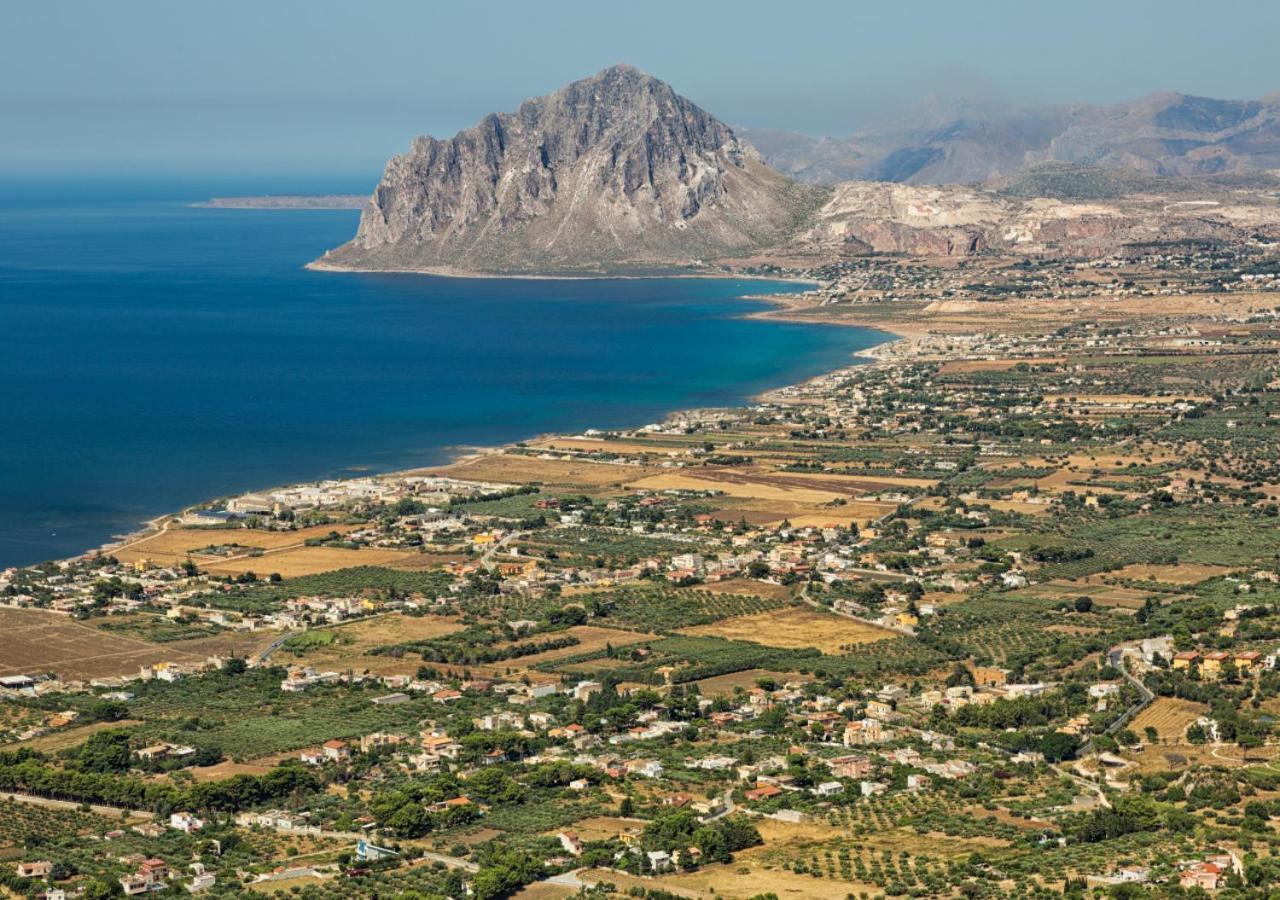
0, 178, 886, 567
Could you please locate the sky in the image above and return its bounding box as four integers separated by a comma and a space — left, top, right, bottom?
4, 0, 1279, 178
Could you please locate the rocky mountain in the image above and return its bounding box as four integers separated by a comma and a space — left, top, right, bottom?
318, 65, 824, 274
741, 92, 1280, 186
319, 71, 1280, 273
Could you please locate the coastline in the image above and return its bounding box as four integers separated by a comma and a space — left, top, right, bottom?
81, 282, 913, 567
305, 258, 820, 288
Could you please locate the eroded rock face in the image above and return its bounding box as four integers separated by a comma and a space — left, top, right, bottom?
323, 65, 824, 273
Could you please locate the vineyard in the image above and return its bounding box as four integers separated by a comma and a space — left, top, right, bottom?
583, 584, 791, 632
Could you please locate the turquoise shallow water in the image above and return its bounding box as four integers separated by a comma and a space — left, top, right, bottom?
0, 178, 886, 567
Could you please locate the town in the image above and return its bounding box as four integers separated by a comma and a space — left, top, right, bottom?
4, 246, 1280, 899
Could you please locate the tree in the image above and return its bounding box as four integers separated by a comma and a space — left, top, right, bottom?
82, 879, 124, 900
1074, 595, 1094, 613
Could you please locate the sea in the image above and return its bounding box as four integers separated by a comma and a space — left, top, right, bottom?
0, 177, 888, 568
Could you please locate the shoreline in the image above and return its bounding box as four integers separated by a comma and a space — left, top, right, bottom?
305, 258, 821, 288
76, 281, 913, 568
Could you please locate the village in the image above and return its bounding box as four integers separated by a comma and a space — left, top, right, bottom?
4, 247, 1280, 898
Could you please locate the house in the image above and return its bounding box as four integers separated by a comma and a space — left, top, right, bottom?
745, 784, 782, 802
558, 832, 583, 856
572, 681, 602, 701
359, 732, 410, 753
1172, 651, 1200, 671
16, 861, 53, 878
299, 748, 325, 766
906, 774, 931, 792
187, 872, 216, 893
828, 754, 871, 779
119, 874, 154, 896
1179, 863, 1223, 891
1201, 651, 1230, 679
647, 851, 672, 872
169, 812, 204, 833
355, 840, 399, 863
970, 665, 1009, 687
865, 699, 894, 719
322, 739, 351, 762
626, 759, 663, 779
420, 733, 462, 757
814, 781, 844, 797
1234, 650, 1262, 674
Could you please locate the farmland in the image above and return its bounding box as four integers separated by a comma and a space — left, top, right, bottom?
5, 250, 1280, 897
679, 606, 895, 653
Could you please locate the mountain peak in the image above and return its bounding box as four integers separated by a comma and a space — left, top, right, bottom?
319, 68, 818, 274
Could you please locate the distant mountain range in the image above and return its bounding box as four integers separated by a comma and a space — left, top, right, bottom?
319, 69, 1280, 274
739, 92, 1280, 185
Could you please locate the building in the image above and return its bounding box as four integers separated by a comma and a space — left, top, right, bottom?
169, 812, 204, 833
558, 832, 583, 856
16, 861, 53, 878
828, 754, 872, 779
322, 739, 351, 762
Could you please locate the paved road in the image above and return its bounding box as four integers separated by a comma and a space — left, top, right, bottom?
480, 530, 527, 572
1101, 645, 1155, 737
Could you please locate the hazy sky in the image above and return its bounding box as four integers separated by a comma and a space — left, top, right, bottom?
4, 0, 1279, 177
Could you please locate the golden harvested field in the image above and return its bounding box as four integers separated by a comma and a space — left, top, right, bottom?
113, 523, 361, 566
4, 719, 143, 752
628, 472, 845, 505
1026, 580, 1162, 610
529, 437, 680, 455
939, 357, 1065, 374
0, 607, 212, 680
1126, 742, 1280, 774
556, 815, 646, 842
199, 545, 422, 578
599, 815, 1004, 899
1103, 563, 1232, 585
282, 614, 463, 676
1131, 697, 1209, 742
692, 669, 808, 696
428, 452, 662, 491
701, 578, 793, 599
680, 606, 894, 653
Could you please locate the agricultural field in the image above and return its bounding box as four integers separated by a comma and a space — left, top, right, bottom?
584, 584, 792, 632
0, 607, 214, 680
199, 545, 424, 578
679, 606, 895, 653
111, 523, 362, 566
275, 614, 465, 675
1130, 697, 1210, 743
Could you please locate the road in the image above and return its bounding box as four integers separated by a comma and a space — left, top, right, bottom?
0, 790, 154, 820
1101, 645, 1155, 737
480, 530, 527, 572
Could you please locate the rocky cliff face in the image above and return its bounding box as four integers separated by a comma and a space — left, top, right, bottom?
320, 65, 824, 274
